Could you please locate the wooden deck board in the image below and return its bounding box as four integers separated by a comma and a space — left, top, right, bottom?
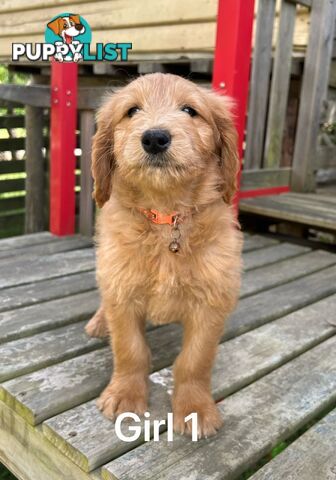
0, 249, 95, 289
0, 235, 92, 261
111, 337, 336, 480
43, 295, 336, 473
240, 193, 336, 231
250, 408, 336, 480
0, 271, 96, 313
0, 233, 335, 480
0, 290, 99, 343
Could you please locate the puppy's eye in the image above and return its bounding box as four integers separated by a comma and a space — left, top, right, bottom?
127, 106, 140, 118
181, 105, 197, 117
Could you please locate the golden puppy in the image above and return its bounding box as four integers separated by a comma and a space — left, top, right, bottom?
86, 73, 242, 438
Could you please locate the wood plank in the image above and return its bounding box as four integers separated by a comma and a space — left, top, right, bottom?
0, 320, 105, 382
251, 408, 336, 480
242, 234, 278, 252
0, 401, 96, 480
0, 177, 25, 193
0, 235, 92, 261
115, 336, 336, 480
42, 296, 336, 473
3, 264, 336, 429
0, 231, 54, 251
264, 1, 296, 168
241, 250, 336, 298
240, 168, 291, 190
0, 290, 99, 343
0, 271, 96, 313
291, 0, 336, 191
25, 105, 45, 233
0, 248, 95, 289
79, 110, 95, 237
225, 264, 336, 339
239, 196, 336, 230
243, 242, 310, 271
285, 191, 336, 204
0, 84, 50, 108
244, 0, 276, 169
0, 323, 182, 425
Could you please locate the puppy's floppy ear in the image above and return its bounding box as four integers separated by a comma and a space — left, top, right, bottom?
208, 93, 239, 205
47, 17, 63, 36
69, 14, 81, 24
91, 97, 115, 208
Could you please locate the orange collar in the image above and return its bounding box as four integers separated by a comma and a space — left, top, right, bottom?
138, 208, 181, 225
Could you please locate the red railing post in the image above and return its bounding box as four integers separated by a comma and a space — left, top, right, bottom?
212, 0, 255, 203
50, 61, 78, 235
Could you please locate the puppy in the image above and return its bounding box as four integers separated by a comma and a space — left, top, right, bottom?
86, 73, 242, 438
47, 14, 85, 62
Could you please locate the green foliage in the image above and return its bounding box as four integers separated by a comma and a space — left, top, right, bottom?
0, 65, 27, 86
0, 464, 16, 480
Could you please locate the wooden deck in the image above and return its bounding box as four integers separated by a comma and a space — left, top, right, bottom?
0, 232, 336, 480
240, 192, 336, 232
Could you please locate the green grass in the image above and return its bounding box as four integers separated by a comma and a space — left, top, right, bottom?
0, 464, 16, 479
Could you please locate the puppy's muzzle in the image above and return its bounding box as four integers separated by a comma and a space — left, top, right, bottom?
141, 129, 171, 155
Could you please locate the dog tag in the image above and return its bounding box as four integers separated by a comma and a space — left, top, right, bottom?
169, 240, 180, 253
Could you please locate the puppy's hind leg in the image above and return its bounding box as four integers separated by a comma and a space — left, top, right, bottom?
85, 306, 108, 338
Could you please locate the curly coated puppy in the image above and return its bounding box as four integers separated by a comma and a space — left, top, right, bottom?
86, 73, 242, 438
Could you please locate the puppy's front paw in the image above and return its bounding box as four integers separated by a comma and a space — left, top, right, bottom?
172, 385, 223, 438
85, 307, 108, 338
97, 376, 148, 420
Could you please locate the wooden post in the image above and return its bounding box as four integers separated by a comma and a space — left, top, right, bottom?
79, 111, 95, 237
25, 105, 45, 233
291, 0, 336, 192
49, 61, 78, 235
212, 0, 255, 206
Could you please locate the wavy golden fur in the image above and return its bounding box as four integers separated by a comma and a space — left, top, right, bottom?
86, 73, 242, 437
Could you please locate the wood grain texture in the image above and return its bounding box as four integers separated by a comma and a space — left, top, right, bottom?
0, 270, 96, 313
42, 294, 336, 472
0, 248, 95, 289
79, 111, 95, 237
242, 235, 278, 253
0, 290, 99, 343
0, 401, 96, 480
243, 242, 309, 271
103, 335, 336, 480
241, 250, 336, 298
0, 320, 105, 382
264, 1, 296, 168
0, 231, 54, 251
24, 105, 45, 233
251, 408, 336, 480
240, 194, 336, 230
0, 235, 92, 261
291, 0, 336, 191
244, 0, 276, 169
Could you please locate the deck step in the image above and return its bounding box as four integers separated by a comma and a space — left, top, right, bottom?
251, 408, 336, 480
240, 193, 336, 231
103, 334, 336, 480
42, 294, 336, 473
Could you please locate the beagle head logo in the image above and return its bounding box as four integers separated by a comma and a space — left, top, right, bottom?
47, 14, 85, 44
45, 13, 91, 62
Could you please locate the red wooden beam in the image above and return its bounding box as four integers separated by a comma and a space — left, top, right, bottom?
50, 61, 78, 235
212, 0, 255, 206
239, 186, 290, 199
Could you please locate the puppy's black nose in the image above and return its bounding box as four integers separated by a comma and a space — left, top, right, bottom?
141, 129, 171, 154
75, 23, 83, 31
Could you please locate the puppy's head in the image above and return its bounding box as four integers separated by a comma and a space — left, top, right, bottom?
47, 15, 85, 39
92, 73, 238, 208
